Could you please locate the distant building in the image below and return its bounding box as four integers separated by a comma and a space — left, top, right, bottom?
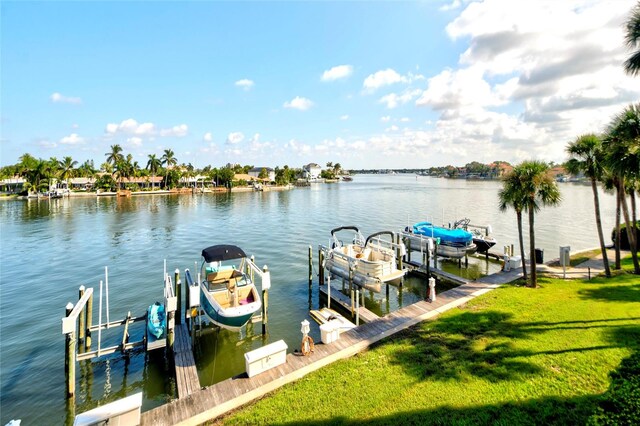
302, 163, 322, 180
248, 167, 275, 182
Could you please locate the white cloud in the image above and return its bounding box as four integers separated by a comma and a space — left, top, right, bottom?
439, 0, 462, 12
105, 118, 156, 136
226, 132, 245, 145
379, 89, 422, 109
203, 132, 213, 142
104, 119, 188, 139
385, 125, 400, 132
50, 92, 82, 104
284, 139, 312, 155
59, 133, 84, 145
380, 116, 391, 122
283, 96, 314, 111
400, 117, 410, 122
235, 79, 255, 90
159, 124, 188, 137
340, 115, 350, 121
363, 69, 408, 92
321, 65, 353, 81
126, 137, 143, 147
72, 123, 79, 129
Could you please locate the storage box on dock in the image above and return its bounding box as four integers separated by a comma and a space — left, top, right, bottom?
244, 340, 288, 378
320, 320, 341, 344
509, 256, 521, 269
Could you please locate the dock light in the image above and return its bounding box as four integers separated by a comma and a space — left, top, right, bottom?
301, 319, 310, 337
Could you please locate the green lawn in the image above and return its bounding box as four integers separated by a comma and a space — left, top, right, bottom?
219, 270, 640, 425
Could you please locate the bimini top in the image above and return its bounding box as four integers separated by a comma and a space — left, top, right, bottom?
201, 245, 247, 262
413, 222, 473, 244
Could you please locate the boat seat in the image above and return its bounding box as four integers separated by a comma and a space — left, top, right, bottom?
207, 269, 241, 284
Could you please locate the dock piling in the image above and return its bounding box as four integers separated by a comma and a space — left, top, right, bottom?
78, 286, 86, 353
355, 289, 360, 326
318, 248, 325, 288
308, 246, 313, 290
65, 302, 76, 397
327, 276, 331, 309
176, 276, 182, 326
262, 265, 269, 335
85, 290, 93, 351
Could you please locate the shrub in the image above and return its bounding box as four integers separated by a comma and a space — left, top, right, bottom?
611, 221, 640, 250
588, 352, 640, 425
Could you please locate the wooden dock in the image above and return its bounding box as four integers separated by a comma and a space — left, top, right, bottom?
405, 260, 469, 285
140, 268, 522, 426
173, 324, 200, 399
318, 284, 379, 323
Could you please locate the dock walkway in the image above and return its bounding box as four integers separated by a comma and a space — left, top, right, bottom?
141, 267, 521, 425
318, 284, 379, 323
173, 323, 200, 399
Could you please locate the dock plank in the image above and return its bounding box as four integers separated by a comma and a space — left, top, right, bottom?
173, 324, 200, 399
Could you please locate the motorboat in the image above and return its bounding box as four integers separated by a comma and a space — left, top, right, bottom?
198, 244, 262, 331
412, 221, 477, 258
147, 302, 166, 340
323, 226, 406, 292
453, 218, 497, 254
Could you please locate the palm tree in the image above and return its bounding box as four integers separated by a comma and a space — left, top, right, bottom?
58, 156, 78, 190
161, 149, 177, 189
146, 154, 161, 191
498, 169, 528, 282
565, 134, 611, 277
624, 2, 640, 76
518, 161, 561, 287
603, 104, 640, 273
105, 144, 124, 169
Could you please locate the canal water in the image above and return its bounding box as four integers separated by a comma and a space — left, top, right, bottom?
0, 174, 617, 424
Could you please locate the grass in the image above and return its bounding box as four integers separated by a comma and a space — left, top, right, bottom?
217, 266, 640, 425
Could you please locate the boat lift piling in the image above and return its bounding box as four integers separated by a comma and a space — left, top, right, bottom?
78, 286, 86, 353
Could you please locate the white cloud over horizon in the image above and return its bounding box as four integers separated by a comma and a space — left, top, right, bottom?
283, 96, 314, 111
321, 65, 353, 81
50, 92, 82, 104
235, 79, 255, 90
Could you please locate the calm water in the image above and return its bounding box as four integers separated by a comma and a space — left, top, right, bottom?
0, 174, 617, 424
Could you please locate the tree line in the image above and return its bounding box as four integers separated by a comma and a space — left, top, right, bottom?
0, 145, 321, 192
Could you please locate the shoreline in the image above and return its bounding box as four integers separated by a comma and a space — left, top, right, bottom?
0, 185, 295, 200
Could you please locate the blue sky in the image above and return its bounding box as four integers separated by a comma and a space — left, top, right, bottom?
1, 0, 638, 170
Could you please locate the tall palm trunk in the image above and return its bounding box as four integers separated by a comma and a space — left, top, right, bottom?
619, 181, 640, 273
516, 210, 527, 281
528, 208, 537, 288
591, 177, 611, 277
615, 190, 621, 269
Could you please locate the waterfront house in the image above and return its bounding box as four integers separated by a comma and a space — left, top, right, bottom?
302, 163, 322, 180
248, 167, 275, 182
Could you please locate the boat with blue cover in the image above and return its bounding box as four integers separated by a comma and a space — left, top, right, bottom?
147, 302, 166, 340
199, 244, 262, 331
412, 221, 477, 258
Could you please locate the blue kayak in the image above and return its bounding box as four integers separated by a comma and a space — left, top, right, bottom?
147, 302, 166, 340
413, 221, 473, 245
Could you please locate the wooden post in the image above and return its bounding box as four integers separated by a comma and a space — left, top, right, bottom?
176, 277, 182, 326
262, 266, 269, 335
65, 303, 73, 374
185, 275, 190, 329
355, 289, 360, 326
308, 245, 313, 290
65, 303, 76, 397
396, 234, 403, 270
85, 291, 93, 352
78, 286, 86, 354
318, 248, 325, 288
327, 276, 331, 309
465, 255, 468, 268
349, 262, 354, 316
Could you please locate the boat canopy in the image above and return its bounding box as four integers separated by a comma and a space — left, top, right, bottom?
413, 222, 473, 244
201, 245, 247, 262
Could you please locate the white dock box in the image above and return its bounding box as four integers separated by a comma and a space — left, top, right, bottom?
320, 320, 341, 344
509, 256, 522, 269
244, 339, 288, 378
